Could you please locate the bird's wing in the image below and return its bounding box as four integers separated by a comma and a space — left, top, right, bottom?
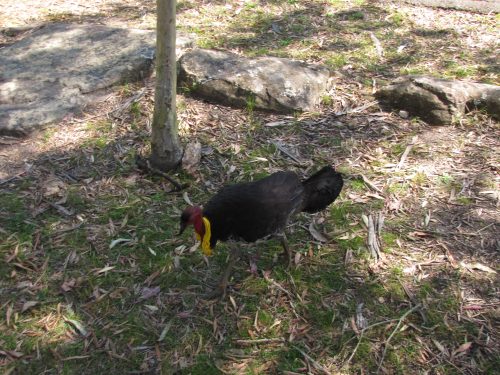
204, 171, 304, 242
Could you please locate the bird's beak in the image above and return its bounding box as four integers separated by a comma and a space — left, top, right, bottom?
178, 222, 187, 236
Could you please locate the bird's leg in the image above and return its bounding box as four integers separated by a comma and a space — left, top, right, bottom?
279, 233, 292, 268
206, 246, 240, 299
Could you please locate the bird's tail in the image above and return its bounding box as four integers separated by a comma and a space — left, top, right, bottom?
301, 166, 343, 213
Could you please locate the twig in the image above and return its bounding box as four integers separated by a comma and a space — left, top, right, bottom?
136, 156, 188, 192
376, 304, 422, 374
359, 174, 384, 195
343, 304, 422, 369
345, 328, 366, 367
396, 136, 417, 170
291, 345, 331, 375
147, 160, 186, 191
235, 338, 285, 345
0, 171, 26, 185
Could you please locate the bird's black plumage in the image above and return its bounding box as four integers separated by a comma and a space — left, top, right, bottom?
301, 166, 344, 213
200, 166, 343, 249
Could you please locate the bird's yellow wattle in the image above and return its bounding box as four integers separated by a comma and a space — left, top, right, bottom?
195, 217, 212, 256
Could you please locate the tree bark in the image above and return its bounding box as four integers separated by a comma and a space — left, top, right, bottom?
150, 0, 183, 170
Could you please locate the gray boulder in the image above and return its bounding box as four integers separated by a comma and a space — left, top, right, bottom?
402, 0, 500, 14
376, 76, 500, 125
0, 23, 193, 135
178, 49, 332, 113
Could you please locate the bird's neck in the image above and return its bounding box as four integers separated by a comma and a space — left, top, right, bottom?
193, 214, 205, 238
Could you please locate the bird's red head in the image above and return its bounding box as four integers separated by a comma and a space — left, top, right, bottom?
179, 205, 204, 237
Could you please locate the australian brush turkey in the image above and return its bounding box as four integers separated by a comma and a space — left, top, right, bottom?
179, 165, 343, 297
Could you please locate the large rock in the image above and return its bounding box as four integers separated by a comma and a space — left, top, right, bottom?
0, 23, 193, 135
178, 49, 332, 113
376, 76, 500, 125
402, 0, 500, 14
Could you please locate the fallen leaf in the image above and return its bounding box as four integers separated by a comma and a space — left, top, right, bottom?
64, 250, 80, 266
6, 304, 13, 325
294, 252, 301, 265
177, 311, 191, 318
432, 339, 449, 356
145, 305, 158, 312
409, 231, 431, 238
308, 222, 329, 242
361, 214, 369, 227
61, 279, 76, 292
148, 247, 157, 256
95, 265, 115, 275
229, 295, 237, 310
0, 350, 24, 359
109, 238, 133, 249
453, 342, 472, 356
460, 261, 496, 274
356, 303, 367, 330
183, 191, 193, 206
387, 197, 402, 211
158, 321, 173, 342
139, 286, 160, 300
64, 317, 88, 336
252, 157, 268, 162
6, 244, 19, 263
22, 300, 39, 313
265, 120, 288, 127
348, 192, 369, 203
365, 192, 385, 200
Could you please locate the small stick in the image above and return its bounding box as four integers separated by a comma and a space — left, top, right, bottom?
376, 304, 422, 374
396, 136, 417, 171
146, 160, 186, 192
235, 338, 285, 346
136, 156, 187, 192
291, 345, 331, 375
360, 174, 384, 195
343, 304, 422, 368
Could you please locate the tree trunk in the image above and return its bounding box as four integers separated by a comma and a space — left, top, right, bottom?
150, 0, 183, 170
